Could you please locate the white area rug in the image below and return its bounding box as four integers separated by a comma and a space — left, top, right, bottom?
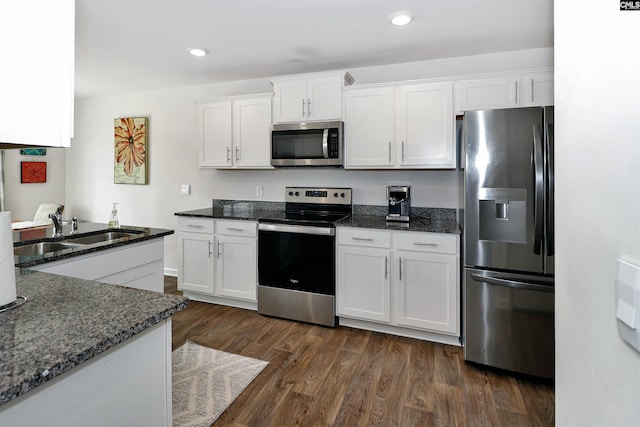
172, 341, 268, 427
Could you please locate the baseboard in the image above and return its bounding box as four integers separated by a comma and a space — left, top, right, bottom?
163, 267, 178, 277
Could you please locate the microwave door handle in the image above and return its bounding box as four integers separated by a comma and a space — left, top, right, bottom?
322, 129, 329, 158
533, 123, 544, 255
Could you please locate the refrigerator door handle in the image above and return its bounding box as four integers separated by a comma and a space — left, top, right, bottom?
545, 119, 555, 256
470, 273, 554, 293
533, 124, 544, 255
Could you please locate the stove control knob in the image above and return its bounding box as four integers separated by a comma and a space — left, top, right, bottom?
333, 192, 338, 198
295, 191, 300, 196
288, 191, 294, 196
340, 192, 346, 198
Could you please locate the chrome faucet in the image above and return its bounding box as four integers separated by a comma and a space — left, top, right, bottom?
49, 207, 64, 237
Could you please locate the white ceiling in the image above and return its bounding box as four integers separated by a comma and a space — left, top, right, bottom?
75, 0, 554, 98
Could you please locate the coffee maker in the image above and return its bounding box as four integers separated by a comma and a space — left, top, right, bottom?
386, 186, 411, 222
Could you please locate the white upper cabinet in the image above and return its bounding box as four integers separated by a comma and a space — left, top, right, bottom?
455, 68, 554, 113
345, 81, 456, 169
344, 86, 395, 168
455, 75, 519, 113
197, 95, 272, 168
397, 82, 455, 168
0, 0, 74, 147
271, 72, 353, 123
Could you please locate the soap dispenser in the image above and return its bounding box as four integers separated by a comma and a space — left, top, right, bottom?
108, 203, 120, 228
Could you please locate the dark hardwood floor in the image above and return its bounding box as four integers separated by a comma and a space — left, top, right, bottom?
165, 276, 555, 427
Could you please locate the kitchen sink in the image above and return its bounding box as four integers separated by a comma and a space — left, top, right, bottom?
64, 230, 144, 245
14, 241, 82, 256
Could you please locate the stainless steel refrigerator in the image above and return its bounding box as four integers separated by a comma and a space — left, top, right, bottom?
463, 106, 554, 379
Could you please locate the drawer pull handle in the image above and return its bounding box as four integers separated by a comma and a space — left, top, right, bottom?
414, 242, 438, 247
352, 237, 374, 242
226, 227, 244, 232
186, 224, 204, 228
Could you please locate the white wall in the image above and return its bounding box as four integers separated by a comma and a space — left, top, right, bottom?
64, 48, 552, 273
2, 148, 65, 221
555, 2, 640, 426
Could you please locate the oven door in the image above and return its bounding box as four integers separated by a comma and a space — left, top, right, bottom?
258, 223, 335, 295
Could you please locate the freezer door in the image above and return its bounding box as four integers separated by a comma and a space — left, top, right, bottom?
463, 268, 554, 379
464, 107, 545, 273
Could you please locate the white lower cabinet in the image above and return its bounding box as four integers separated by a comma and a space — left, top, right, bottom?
337, 245, 391, 322
337, 227, 460, 344
31, 239, 166, 293
214, 220, 257, 302
177, 217, 257, 308
178, 228, 214, 294
394, 250, 458, 334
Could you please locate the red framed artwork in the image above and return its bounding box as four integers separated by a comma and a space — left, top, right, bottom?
20, 161, 47, 183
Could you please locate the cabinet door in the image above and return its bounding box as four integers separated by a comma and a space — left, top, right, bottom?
215, 235, 257, 301
337, 245, 391, 322
394, 251, 458, 334
233, 97, 272, 168
344, 87, 395, 168
306, 75, 343, 121
0, 0, 74, 147
272, 78, 308, 123
198, 101, 233, 167
522, 71, 554, 107
397, 82, 455, 168
178, 231, 214, 294
455, 76, 520, 113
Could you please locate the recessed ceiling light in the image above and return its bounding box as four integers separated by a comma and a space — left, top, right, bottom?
389, 11, 414, 26
188, 47, 209, 57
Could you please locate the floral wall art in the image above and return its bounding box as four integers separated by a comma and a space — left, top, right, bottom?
114, 116, 148, 184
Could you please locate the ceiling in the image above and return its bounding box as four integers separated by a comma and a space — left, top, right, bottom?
75, 0, 554, 98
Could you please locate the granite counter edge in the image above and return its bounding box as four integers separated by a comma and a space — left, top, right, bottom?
0, 295, 189, 407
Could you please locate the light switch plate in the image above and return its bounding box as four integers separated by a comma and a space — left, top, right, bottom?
616, 259, 640, 353
181, 184, 190, 195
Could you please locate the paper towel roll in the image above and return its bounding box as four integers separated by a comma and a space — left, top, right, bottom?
0, 211, 17, 307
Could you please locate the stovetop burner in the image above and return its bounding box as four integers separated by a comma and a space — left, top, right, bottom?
258, 186, 352, 227
259, 211, 350, 227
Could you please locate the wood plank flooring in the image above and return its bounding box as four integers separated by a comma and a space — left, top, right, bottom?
165, 276, 554, 426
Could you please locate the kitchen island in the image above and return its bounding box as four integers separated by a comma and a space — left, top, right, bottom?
14, 222, 174, 293
0, 268, 188, 426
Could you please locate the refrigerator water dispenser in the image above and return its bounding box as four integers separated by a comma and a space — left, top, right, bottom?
478, 188, 527, 244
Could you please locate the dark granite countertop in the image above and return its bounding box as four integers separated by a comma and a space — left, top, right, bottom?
174, 207, 275, 222
176, 201, 461, 234
13, 222, 174, 268
0, 268, 188, 407
337, 214, 460, 234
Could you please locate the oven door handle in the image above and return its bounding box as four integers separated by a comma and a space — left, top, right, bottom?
258, 223, 335, 236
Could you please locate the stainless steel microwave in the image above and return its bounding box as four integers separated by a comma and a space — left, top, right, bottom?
271, 121, 343, 167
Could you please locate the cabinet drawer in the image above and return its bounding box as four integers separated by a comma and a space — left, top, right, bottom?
338, 228, 391, 248
216, 220, 257, 237
393, 232, 458, 254
177, 217, 214, 234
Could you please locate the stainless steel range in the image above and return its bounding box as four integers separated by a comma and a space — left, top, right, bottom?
257, 186, 352, 326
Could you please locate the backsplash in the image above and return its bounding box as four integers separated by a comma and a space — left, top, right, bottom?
213, 199, 456, 221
